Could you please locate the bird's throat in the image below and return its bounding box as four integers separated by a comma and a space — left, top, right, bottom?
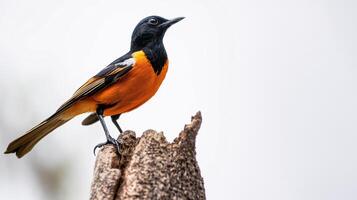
142, 42, 167, 75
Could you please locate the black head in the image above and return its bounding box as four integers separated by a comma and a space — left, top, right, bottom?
130, 16, 184, 51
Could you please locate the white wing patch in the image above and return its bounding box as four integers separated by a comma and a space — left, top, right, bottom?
115, 58, 136, 67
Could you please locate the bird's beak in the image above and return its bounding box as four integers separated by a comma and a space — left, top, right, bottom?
159, 17, 185, 29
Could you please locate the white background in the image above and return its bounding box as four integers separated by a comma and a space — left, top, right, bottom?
1, 0, 357, 199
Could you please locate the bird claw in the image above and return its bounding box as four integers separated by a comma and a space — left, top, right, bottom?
93, 136, 121, 156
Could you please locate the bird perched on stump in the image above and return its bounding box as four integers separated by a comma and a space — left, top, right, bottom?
4, 16, 184, 158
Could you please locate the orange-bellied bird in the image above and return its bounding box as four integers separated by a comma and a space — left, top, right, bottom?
5, 16, 184, 158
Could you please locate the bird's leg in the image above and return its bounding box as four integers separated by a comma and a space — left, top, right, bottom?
93, 107, 120, 155
111, 114, 123, 133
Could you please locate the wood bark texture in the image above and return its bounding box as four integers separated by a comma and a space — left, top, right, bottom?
89, 111, 205, 200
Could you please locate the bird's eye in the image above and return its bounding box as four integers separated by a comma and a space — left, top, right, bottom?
148, 18, 159, 25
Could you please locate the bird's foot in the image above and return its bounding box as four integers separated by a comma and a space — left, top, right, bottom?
93, 136, 120, 155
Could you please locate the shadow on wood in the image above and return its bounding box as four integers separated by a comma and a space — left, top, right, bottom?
90, 111, 205, 200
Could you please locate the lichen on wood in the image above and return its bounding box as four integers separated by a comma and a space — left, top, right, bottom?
89, 111, 205, 200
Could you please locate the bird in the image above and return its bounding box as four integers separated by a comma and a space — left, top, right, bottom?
4, 15, 184, 158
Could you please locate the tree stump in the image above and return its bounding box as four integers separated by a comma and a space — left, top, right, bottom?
89, 111, 205, 200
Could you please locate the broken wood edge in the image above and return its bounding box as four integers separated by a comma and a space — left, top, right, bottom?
89, 111, 204, 200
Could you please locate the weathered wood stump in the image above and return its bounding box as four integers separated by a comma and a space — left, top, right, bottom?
90, 112, 205, 200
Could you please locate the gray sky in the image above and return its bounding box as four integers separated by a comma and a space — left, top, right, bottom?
1, 0, 357, 199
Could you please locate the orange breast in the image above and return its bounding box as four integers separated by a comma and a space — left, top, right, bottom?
91, 50, 168, 116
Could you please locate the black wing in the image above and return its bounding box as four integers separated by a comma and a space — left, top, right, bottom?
55, 55, 134, 114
